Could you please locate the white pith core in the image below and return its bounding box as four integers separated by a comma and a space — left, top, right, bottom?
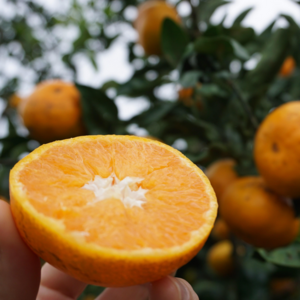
82, 173, 148, 208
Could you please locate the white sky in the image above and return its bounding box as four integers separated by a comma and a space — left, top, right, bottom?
0, 0, 300, 136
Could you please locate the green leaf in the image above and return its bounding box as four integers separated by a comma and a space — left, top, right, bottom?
198, 0, 230, 24
9, 143, 29, 159
280, 14, 300, 31
194, 36, 250, 60
226, 26, 256, 45
197, 83, 228, 98
257, 239, 300, 268
290, 71, 300, 99
185, 115, 220, 142
135, 102, 177, 127
233, 7, 253, 25
245, 28, 291, 103
101, 80, 119, 92
230, 39, 250, 60
161, 18, 189, 67
256, 20, 276, 47
186, 149, 209, 163
179, 71, 203, 88
7, 118, 18, 137
78, 285, 104, 300
76, 83, 119, 135
87, 50, 98, 70
0, 166, 10, 199
0, 135, 29, 158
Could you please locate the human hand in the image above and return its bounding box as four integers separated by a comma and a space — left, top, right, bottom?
0, 200, 199, 300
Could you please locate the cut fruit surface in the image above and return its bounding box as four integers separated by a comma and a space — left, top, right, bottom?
10, 135, 217, 286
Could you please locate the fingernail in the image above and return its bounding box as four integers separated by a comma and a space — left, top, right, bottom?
170, 277, 190, 300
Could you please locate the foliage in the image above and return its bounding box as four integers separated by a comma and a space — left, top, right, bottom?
1, 0, 300, 299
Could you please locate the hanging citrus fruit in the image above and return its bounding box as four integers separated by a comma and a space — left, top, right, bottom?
134, 0, 181, 55
254, 101, 300, 198
8, 93, 22, 108
19, 80, 85, 144
178, 86, 202, 109
211, 218, 230, 241
206, 159, 238, 202
220, 177, 299, 249
178, 87, 193, 103
10, 135, 217, 287
279, 56, 296, 77
207, 240, 234, 276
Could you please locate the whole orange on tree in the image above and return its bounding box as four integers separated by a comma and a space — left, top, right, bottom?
206, 159, 238, 202
178, 86, 203, 109
134, 0, 180, 55
220, 176, 299, 249
279, 56, 296, 77
19, 80, 85, 143
211, 218, 230, 241
254, 101, 300, 198
207, 240, 234, 276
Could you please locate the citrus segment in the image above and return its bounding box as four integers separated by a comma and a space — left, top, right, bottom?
10, 135, 217, 286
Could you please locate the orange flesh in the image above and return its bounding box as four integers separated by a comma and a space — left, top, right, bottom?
19, 139, 210, 250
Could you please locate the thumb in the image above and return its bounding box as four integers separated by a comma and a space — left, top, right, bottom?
0, 200, 41, 300
149, 276, 199, 300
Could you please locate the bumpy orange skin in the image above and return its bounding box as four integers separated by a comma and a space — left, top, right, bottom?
134, 1, 181, 55
10, 135, 217, 287
207, 240, 234, 276
220, 177, 299, 249
279, 56, 296, 77
20, 80, 85, 143
254, 101, 300, 198
206, 159, 238, 202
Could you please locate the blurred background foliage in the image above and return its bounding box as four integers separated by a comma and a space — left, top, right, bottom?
2, 0, 300, 299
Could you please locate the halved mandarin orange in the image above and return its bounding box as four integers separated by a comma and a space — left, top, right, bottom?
10, 135, 217, 287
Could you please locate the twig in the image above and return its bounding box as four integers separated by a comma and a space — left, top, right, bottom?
228, 80, 259, 130
186, 0, 200, 36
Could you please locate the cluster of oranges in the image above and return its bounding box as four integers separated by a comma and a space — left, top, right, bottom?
205, 101, 300, 276
11, 0, 296, 144
9, 1, 180, 145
